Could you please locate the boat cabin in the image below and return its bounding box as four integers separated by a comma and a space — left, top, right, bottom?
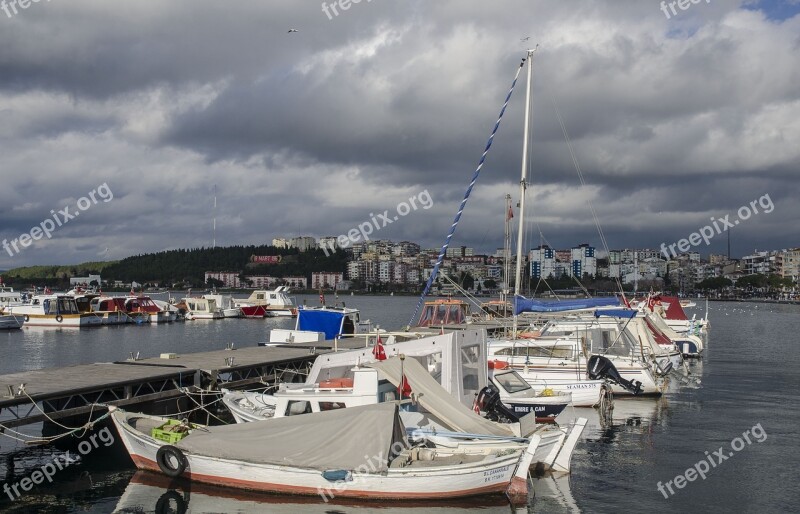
416, 298, 470, 327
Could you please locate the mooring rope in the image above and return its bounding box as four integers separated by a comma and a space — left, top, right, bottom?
407, 55, 528, 328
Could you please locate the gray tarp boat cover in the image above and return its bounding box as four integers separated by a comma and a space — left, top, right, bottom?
368, 357, 520, 438
175, 402, 407, 472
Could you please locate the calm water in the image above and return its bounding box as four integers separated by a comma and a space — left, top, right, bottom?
1, 297, 798, 513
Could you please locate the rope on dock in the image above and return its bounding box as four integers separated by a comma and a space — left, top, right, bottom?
0, 387, 111, 446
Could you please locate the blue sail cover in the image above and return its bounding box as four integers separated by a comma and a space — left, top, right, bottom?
594, 308, 637, 319
296, 309, 345, 340
514, 296, 619, 315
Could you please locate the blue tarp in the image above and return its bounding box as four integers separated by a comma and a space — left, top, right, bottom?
297, 309, 345, 340
513, 296, 619, 315
594, 309, 637, 319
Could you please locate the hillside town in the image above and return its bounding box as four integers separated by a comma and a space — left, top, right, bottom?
200, 236, 800, 297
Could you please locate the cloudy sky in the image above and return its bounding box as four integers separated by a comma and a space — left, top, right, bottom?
1, 0, 799, 269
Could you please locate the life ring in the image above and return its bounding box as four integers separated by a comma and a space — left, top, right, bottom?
155, 490, 187, 514
24, 315, 30, 322
156, 445, 188, 478
55, 315, 63, 323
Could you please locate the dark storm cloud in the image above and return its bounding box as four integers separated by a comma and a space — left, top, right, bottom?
1, 0, 799, 268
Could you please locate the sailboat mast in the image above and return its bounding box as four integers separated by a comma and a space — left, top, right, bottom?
513, 48, 535, 297
213, 184, 217, 249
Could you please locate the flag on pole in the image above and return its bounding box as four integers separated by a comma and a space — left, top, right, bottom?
507, 206, 514, 220
398, 375, 412, 398
372, 335, 386, 361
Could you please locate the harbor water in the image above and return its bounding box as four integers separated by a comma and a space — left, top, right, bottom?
0, 297, 798, 513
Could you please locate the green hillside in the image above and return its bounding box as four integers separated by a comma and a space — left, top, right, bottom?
1, 246, 347, 289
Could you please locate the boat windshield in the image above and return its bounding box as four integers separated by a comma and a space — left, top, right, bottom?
416, 303, 467, 327
493, 371, 532, 394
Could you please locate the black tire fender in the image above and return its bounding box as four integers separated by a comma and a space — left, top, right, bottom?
55, 315, 63, 323
156, 445, 188, 478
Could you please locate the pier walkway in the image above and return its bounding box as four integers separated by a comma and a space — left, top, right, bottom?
0, 343, 354, 431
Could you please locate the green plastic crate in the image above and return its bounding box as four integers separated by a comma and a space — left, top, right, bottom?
151, 419, 191, 444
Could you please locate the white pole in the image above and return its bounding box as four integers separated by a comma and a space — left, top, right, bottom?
512, 48, 536, 336
513, 49, 535, 297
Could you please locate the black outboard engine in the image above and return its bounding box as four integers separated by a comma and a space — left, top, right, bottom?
474, 385, 519, 424
587, 355, 643, 395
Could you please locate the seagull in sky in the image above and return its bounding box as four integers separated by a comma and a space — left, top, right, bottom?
520, 36, 530, 42
288, 29, 299, 33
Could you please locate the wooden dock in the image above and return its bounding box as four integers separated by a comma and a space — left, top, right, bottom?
0, 343, 349, 431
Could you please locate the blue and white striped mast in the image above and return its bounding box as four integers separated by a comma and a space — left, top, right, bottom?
407, 51, 532, 329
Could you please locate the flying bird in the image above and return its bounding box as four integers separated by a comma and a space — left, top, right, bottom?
288, 29, 299, 33
520, 36, 530, 42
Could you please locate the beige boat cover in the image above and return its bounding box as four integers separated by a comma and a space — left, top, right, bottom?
175, 402, 407, 472
368, 357, 520, 438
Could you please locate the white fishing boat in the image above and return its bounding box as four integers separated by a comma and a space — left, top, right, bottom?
485, 365, 572, 422
488, 327, 662, 397
0, 314, 24, 330
7, 294, 103, 327
0, 285, 24, 312
109, 402, 539, 505
235, 286, 297, 318
179, 297, 223, 320
203, 293, 241, 318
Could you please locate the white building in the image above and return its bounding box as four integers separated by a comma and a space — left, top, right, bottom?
311, 272, 343, 289
569, 244, 597, 278
290, 236, 317, 252
204, 271, 240, 288
529, 245, 556, 279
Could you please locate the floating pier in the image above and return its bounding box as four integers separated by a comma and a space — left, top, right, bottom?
0, 343, 353, 433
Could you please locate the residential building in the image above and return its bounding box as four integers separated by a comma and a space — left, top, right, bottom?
570, 244, 596, 278
312, 272, 344, 289
205, 271, 240, 288
529, 245, 556, 279
741, 251, 772, 275
289, 236, 317, 252
780, 248, 800, 281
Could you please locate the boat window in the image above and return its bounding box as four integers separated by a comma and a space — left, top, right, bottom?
285, 401, 312, 416
447, 305, 465, 324
494, 371, 532, 394
57, 298, 79, 314
493, 346, 574, 359
319, 402, 347, 411
417, 305, 435, 327
256, 294, 265, 300
460, 345, 481, 398
270, 294, 277, 300
43, 299, 53, 314
426, 352, 443, 384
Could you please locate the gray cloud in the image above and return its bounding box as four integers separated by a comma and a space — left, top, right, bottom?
1, 0, 799, 270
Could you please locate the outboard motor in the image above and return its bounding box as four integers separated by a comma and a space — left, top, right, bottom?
587, 355, 643, 395
474, 385, 519, 424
